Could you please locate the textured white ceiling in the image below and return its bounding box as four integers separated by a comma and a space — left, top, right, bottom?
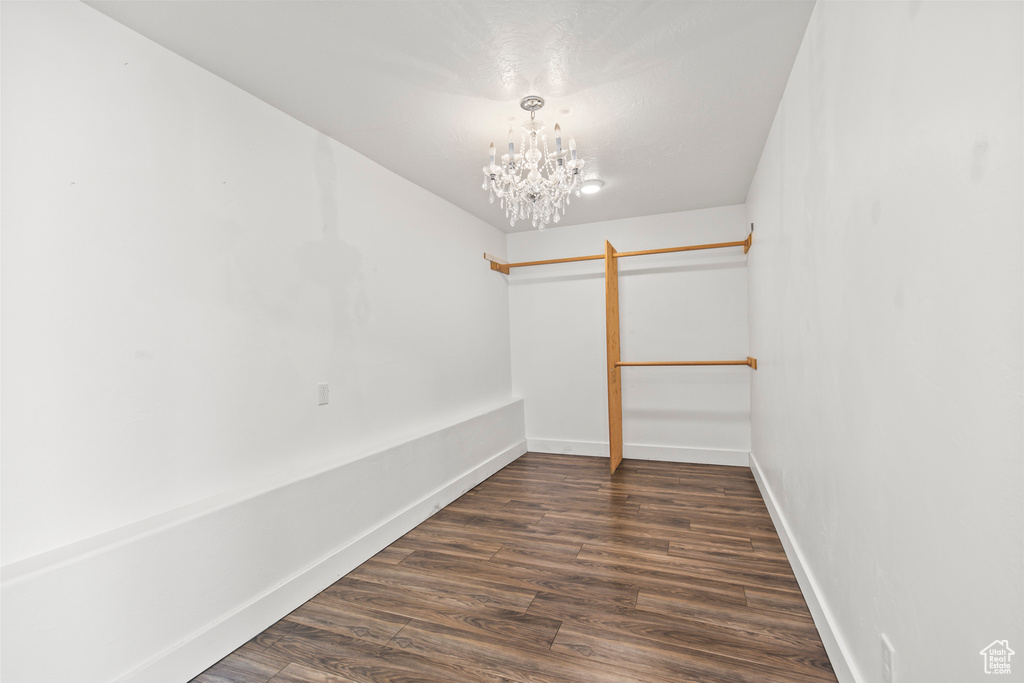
86, 1, 814, 232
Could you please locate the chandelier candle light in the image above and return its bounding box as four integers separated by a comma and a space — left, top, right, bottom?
482, 96, 586, 230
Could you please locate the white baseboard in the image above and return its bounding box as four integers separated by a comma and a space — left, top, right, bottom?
748, 450, 862, 683
526, 438, 748, 466
125, 438, 527, 683
1, 399, 526, 683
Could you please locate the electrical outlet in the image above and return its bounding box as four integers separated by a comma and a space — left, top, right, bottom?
317, 383, 329, 406
881, 634, 896, 683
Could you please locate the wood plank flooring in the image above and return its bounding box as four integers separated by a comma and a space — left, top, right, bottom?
192, 453, 836, 682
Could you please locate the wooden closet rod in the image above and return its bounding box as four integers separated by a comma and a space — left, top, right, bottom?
617, 357, 758, 370
485, 233, 752, 274
484, 230, 758, 474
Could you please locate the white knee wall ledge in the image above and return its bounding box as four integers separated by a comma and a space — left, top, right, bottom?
0, 399, 526, 683
748, 451, 862, 683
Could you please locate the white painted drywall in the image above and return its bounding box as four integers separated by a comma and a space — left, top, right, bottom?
507, 207, 751, 464
1, 3, 519, 681
746, 2, 1023, 682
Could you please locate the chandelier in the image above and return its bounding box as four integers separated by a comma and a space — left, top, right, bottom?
482, 96, 586, 230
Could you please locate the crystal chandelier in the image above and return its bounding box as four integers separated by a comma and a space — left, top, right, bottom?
482, 96, 586, 230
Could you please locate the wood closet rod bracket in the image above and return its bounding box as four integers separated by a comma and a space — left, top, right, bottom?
483, 252, 511, 274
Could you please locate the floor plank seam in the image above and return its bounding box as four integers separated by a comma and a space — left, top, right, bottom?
547, 621, 563, 652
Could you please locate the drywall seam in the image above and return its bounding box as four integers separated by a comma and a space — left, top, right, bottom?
118, 438, 527, 683
749, 450, 862, 683
526, 439, 748, 466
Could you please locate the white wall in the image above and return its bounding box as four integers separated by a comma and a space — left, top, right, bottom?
1, 3, 521, 681
746, 2, 1023, 682
508, 207, 751, 465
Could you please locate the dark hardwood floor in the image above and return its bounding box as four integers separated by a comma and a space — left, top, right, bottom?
192, 452, 836, 682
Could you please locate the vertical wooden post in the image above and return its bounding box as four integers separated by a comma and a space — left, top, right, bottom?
605, 241, 623, 474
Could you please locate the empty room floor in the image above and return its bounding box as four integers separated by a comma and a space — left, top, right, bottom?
192, 452, 836, 682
